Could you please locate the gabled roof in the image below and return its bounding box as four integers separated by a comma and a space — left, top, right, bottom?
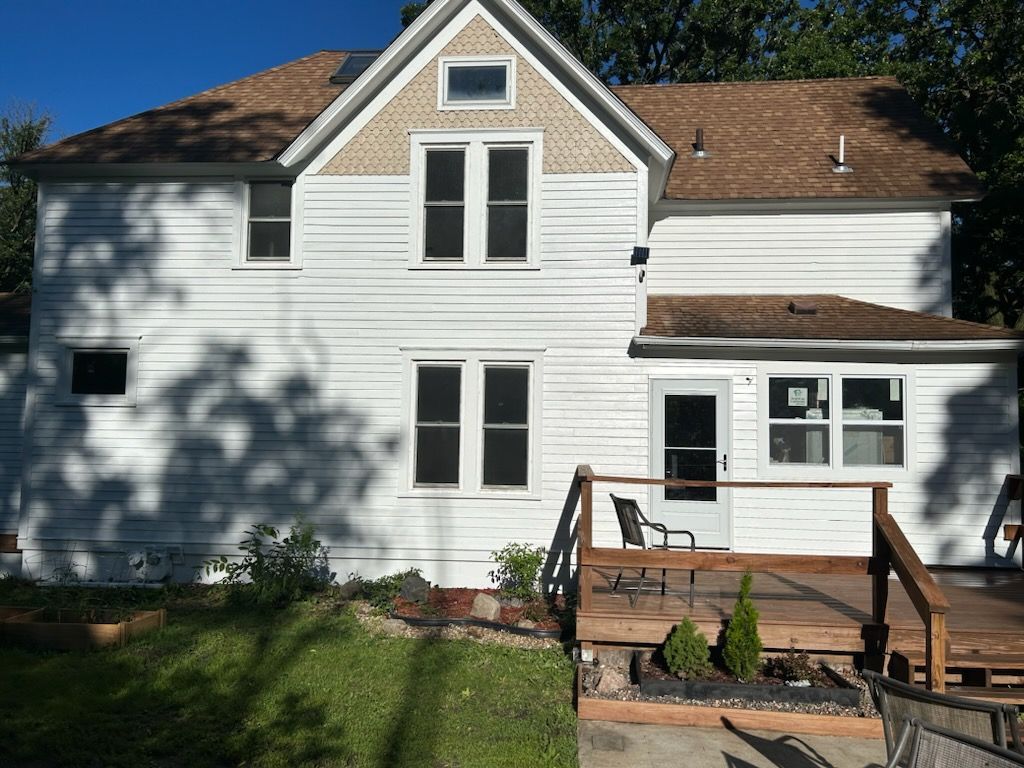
18, 51, 348, 164
613, 78, 982, 201
0, 293, 31, 339
641, 295, 1024, 346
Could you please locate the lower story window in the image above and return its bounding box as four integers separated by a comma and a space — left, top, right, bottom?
842, 377, 905, 467
59, 338, 140, 406
482, 365, 530, 488
414, 365, 462, 486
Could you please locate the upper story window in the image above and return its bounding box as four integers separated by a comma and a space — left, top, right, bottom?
411, 130, 542, 269
439, 56, 516, 110
59, 338, 141, 407
238, 180, 300, 269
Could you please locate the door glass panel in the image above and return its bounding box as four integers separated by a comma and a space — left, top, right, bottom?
665, 395, 715, 448
664, 448, 717, 502
664, 393, 718, 502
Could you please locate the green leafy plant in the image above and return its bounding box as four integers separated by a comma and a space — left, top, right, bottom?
488, 543, 546, 600
358, 567, 423, 612
723, 570, 763, 682
762, 648, 825, 685
663, 616, 712, 679
201, 517, 333, 607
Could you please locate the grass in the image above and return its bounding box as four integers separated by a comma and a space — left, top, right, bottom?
0, 581, 579, 767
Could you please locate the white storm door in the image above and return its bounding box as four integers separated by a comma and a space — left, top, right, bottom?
651, 379, 731, 549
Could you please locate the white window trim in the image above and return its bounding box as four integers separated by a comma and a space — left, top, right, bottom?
757, 364, 915, 479
57, 336, 142, 408
400, 348, 544, 500
438, 55, 517, 111
409, 129, 543, 270
233, 178, 304, 270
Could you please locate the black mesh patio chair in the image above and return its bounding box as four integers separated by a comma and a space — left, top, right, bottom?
886, 717, 1024, 768
863, 670, 1023, 759
608, 494, 696, 608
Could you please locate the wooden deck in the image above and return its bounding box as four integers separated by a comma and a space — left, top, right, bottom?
578, 567, 1024, 657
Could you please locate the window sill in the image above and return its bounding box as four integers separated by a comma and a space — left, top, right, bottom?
232, 262, 303, 271
408, 263, 540, 272
57, 398, 137, 408
759, 464, 910, 481
399, 489, 543, 502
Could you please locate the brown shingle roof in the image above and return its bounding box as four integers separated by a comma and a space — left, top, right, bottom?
613, 77, 981, 200
642, 295, 1024, 342
0, 293, 31, 338
18, 51, 349, 164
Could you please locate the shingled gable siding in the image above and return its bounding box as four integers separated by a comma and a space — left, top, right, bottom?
17, 173, 643, 585
0, 351, 26, 532
647, 210, 952, 315
318, 15, 632, 176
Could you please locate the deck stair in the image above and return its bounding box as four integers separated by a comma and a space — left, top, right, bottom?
889, 649, 1024, 704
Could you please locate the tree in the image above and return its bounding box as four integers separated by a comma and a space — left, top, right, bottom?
0, 106, 51, 294
723, 570, 762, 681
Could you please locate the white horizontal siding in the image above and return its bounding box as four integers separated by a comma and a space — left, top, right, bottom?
0, 350, 26, 531
647, 210, 951, 314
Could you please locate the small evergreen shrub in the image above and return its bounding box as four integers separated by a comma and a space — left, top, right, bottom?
359, 568, 423, 612
663, 616, 712, 679
488, 543, 547, 600
762, 648, 825, 685
723, 570, 763, 682
201, 517, 333, 607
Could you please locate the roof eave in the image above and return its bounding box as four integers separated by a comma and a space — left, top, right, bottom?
13, 160, 288, 180
633, 335, 1024, 354
654, 193, 984, 212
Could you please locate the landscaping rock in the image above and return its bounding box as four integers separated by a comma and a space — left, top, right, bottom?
598, 649, 632, 669
380, 619, 408, 636
515, 619, 536, 630
337, 579, 362, 601
499, 596, 525, 608
470, 592, 502, 622
399, 574, 430, 604
596, 667, 629, 695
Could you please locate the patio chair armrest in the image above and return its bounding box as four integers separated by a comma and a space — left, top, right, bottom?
884, 719, 917, 768
1005, 706, 1023, 754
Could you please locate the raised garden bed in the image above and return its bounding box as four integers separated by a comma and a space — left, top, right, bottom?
391, 587, 570, 640
632, 650, 862, 707
1, 607, 166, 651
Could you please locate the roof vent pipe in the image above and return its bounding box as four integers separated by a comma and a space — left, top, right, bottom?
691, 127, 710, 158
832, 134, 853, 173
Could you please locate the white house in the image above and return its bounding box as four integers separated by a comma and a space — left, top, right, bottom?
8, 0, 1022, 587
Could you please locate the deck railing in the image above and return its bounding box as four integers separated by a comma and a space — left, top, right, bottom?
575, 464, 951, 692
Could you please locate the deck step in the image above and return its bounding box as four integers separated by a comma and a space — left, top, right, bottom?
890, 650, 1024, 692
945, 687, 1024, 705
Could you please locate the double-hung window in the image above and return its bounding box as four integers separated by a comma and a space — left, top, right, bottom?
412, 131, 541, 268
405, 351, 541, 496
239, 180, 299, 267
764, 372, 908, 471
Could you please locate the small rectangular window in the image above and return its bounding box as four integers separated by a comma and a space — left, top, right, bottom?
71, 351, 128, 396
482, 366, 529, 488
767, 376, 831, 465
415, 365, 462, 486
423, 149, 466, 261
247, 182, 292, 262
842, 378, 905, 466
487, 148, 529, 262
445, 64, 509, 104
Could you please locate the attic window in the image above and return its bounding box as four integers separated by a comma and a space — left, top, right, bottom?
439, 57, 515, 110
330, 51, 382, 85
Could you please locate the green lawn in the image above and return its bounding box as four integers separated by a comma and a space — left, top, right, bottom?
0, 585, 578, 768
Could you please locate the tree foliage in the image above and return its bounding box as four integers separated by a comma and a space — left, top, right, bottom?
400, 0, 1023, 330
0, 106, 50, 294
723, 570, 762, 681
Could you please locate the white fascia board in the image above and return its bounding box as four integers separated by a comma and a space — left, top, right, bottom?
16, 162, 288, 181
653, 197, 968, 217
633, 335, 1024, 353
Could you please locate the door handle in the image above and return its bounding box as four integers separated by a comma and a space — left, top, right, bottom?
716, 454, 728, 472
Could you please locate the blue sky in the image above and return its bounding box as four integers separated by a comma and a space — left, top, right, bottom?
2, 0, 411, 141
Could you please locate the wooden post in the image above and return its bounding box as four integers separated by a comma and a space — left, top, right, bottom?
577, 465, 594, 614
868, 487, 891, 672
926, 611, 947, 693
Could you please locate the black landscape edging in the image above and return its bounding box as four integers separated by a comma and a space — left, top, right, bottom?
390, 612, 564, 639
631, 651, 861, 707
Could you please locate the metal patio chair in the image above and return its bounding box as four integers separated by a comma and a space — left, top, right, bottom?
886, 717, 1024, 768
608, 494, 696, 608
863, 670, 1023, 759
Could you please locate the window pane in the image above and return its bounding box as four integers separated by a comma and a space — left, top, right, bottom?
416, 426, 460, 485
416, 366, 461, 423
843, 378, 904, 421
486, 206, 527, 261
249, 182, 292, 218
447, 65, 507, 102
665, 394, 716, 448
664, 448, 716, 502
71, 351, 128, 396
488, 148, 528, 201
425, 150, 465, 202
769, 424, 830, 465
768, 377, 830, 420
248, 221, 291, 261
844, 425, 904, 466
424, 206, 465, 261
484, 367, 529, 424
483, 429, 528, 487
